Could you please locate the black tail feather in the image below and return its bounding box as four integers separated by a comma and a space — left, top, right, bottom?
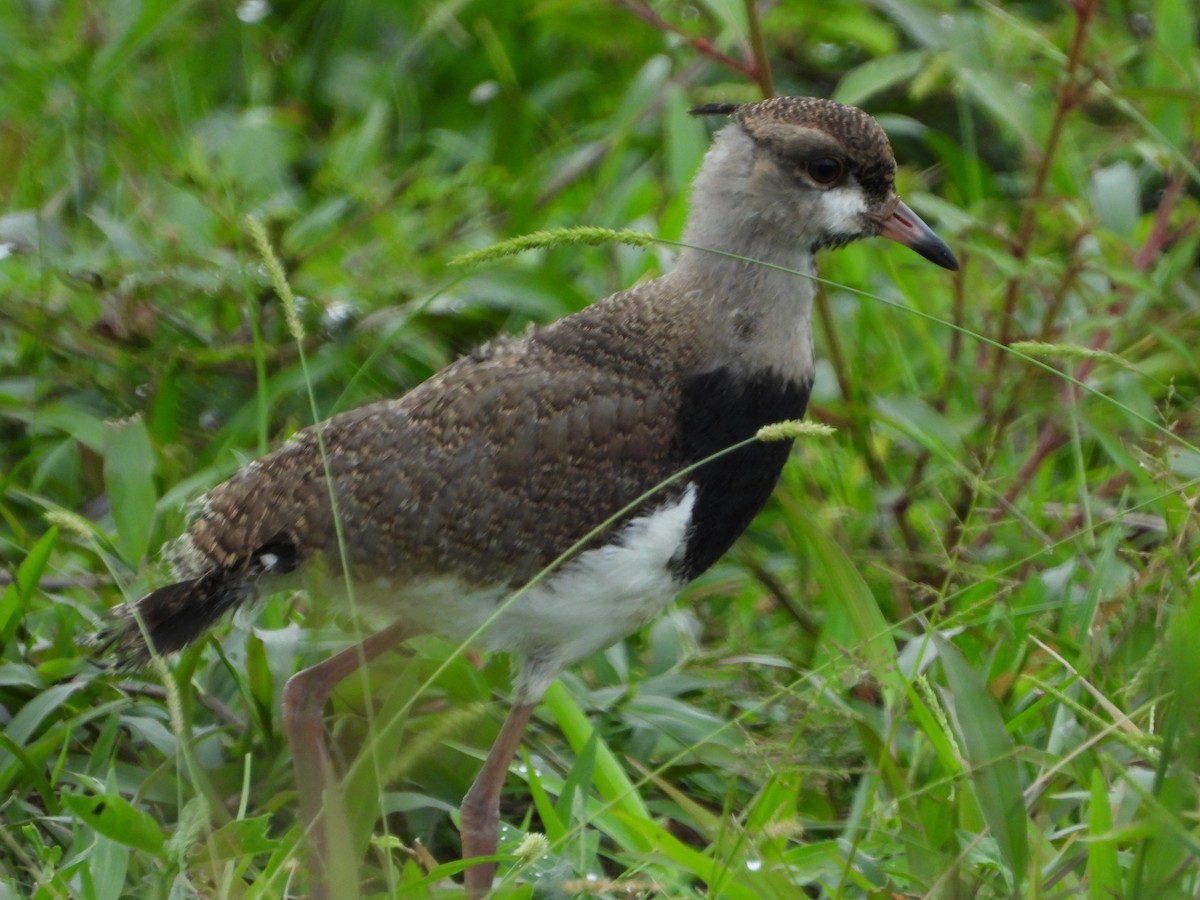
91, 533, 299, 667
91, 570, 256, 667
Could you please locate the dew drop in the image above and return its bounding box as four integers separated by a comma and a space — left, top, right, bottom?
237, 0, 270, 23
470, 80, 500, 104
320, 299, 355, 331
813, 42, 839, 63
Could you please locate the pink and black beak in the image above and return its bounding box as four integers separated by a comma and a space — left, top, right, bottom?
879, 200, 958, 271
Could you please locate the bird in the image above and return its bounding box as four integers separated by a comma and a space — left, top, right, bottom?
93, 96, 957, 898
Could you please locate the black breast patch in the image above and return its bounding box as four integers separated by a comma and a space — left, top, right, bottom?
674, 367, 811, 580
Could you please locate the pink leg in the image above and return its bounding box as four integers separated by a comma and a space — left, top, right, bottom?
282, 621, 411, 900
461, 702, 535, 899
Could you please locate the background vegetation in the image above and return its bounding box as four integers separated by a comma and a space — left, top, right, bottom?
2, 0, 1198, 897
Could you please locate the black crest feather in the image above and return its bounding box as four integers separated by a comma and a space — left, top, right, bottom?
688, 102, 741, 118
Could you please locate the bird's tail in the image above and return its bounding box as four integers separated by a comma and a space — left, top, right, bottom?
91, 532, 299, 666
90, 569, 257, 667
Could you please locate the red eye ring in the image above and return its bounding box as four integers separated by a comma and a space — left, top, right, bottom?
807, 156, 845, 185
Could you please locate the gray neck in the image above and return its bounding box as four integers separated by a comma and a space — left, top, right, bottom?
679, 125, 817, 271
668, 125, 818, 383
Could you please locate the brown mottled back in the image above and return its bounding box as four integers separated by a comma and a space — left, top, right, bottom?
175, 284, 698, 590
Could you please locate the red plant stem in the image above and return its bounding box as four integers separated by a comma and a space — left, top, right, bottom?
742, 0, 774, 98
992, 0, 1098, 364
611, 0, 757, 82
938, 0, 1102, 559
995, 166, 1188, 512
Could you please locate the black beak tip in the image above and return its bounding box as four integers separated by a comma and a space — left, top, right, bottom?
879, 200, 960, 272
916, 237, 959, 272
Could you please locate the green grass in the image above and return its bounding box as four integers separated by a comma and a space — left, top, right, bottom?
3, 0, 1200, 897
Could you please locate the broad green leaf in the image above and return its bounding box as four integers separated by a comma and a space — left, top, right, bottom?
1168, 448, 1200, 479
523, 749, 566, 843
630, 755, 723, 840
88, 208, 147, 262
555, 727, 597, 828
834, 51, 930, 107
0, 662, 41, 689
1087, 768, 1120, 900
102, 416, 158, 566
611, 811, 760, 900
543, 679, 649, 823
342, 666, 418, 862
91, 834, 129, 900
328, 99, 392, 188
63, 792, 166, 857
875, 395, 964, 458
195, 816, 278, 864
860, 718, 944, 888
935, 636, 1028, 883
0, 732, 57, 814
957, 68, 1032, 142
786, 505, 898, 698
148, 359, 182, 444
2, 681, 86, 748
663, 86, 708, 193
1145, 0, 1196, 148
1090, 162, 1139, 238
0, 527, 56, 644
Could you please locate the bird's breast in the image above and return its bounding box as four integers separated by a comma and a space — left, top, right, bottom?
673, 365, 812, 580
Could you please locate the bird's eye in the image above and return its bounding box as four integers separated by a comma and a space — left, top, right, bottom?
806, 156, 845, 185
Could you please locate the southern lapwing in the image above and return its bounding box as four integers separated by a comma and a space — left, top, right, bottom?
95, 97, 957, 897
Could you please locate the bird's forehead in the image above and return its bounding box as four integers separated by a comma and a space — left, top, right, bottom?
743, 120, 850, 156
734, 97, 897, 194
736, 98, 890, 150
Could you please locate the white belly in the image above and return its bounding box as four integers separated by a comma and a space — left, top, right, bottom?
344, 485, 696, 702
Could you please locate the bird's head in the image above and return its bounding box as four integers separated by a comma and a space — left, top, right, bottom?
689, 97, 958, 271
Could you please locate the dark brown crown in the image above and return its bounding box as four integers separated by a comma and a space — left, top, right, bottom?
691, 97, 897, 202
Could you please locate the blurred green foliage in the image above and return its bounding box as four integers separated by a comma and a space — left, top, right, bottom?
2, 0, 1199, 897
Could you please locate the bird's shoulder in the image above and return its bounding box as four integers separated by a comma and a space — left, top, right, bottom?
324, 291, 689, 462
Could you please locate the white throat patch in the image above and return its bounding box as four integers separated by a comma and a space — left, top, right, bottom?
815, 185, 869, 237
